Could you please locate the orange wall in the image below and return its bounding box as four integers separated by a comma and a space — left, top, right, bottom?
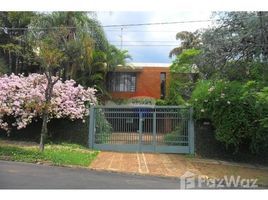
110, 67, 170, 99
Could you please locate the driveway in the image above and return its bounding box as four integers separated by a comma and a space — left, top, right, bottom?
90, 152, 201, 178
0, 160, 183, 189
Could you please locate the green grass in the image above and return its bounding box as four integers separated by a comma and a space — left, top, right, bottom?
0, 142, 99, 167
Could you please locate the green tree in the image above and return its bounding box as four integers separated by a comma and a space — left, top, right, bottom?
0, 12, 36, 74
42, 12, 109, 81
28, 11, 126, 94
169, 31, 201, 58
170, 48, 201, 73
30, 23, 67, 151
36, 35, 66, 152
168, 48, 201, 101
106, 45, 132, 69
197, 11, 268, 80
0, 57, 8, 74
0, 43, 22, 73
0, 11, 132, 101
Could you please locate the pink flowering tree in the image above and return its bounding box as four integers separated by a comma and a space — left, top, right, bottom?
0, 73, 97, 143
31, 27, 77, 151
35, 38, 68, 151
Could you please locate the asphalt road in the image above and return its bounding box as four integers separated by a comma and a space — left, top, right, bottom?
1, 160, 262, 189
0, 160, 184, 189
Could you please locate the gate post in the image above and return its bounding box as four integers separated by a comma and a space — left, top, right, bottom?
138, 108, 142, 152
153, 110, 156, 152
188, 107, 195, 154
88, 106, 95, 149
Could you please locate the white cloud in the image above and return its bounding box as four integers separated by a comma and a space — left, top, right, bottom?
96, 11, 213, 62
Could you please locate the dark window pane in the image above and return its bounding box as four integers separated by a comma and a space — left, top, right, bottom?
160, 72, 166, 99
107, 72, 136, 92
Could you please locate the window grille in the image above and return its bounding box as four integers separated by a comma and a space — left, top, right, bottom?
107, 72, 136, 92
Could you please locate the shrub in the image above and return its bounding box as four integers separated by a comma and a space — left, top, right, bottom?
109, 98, 128, 105
109, 96, 156, 106
155, 99, 168, 106
0, 73, 97, 132
191, 80, 268, 153
164, 132, 179, 145
156, 93, 185, 106
128, 96, 156, 105
164, 123, 187, 146
95, 109, 112, 144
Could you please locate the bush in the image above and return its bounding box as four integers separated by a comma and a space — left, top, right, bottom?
164, 132, 179, 145
156, 94, 185, 106
128, 96, 156, 105
191, 80, 268, 153
155, 99, 168, 106
48, 118, 89, 146
109, 96, 156, 105
164, 123, 187, 146
0, 73, 97, 132
109, 98, 128, 105
95, 109, 112, 144
0, 118, 90, 146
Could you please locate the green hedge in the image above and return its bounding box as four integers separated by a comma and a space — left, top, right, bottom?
0, 118, 89, 146
191, 80, 268, 154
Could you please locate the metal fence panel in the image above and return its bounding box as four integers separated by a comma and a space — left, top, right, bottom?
89, 106, 194, 154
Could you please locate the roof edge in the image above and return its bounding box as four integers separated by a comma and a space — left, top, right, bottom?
129, 62, 171, 67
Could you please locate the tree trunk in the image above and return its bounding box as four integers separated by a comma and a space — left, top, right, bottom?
15, 56, 19, 74
39, 111, 48, 152
39, 95, 50, 152
39, 74, 54, 152
8, 50, 12, 73
62, 66, 67, 81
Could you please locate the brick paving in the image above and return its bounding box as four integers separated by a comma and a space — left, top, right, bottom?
90, 151, 201, 178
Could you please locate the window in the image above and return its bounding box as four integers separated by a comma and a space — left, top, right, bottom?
160, 72, 166, 99
107, 72, 136, 92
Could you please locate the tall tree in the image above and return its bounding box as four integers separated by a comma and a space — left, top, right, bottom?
30, 12, 109, 81
106, 45, 132, 68
0, 12, 36, 74
35, 32, 66, 152
197, 11, 268, 80
168, 48, 201, 101
1, 11, 132, 97
29, 19, 68, 151
169, 31, 201, 58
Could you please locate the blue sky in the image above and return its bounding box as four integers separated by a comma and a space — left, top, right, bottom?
96, 11, 213, 63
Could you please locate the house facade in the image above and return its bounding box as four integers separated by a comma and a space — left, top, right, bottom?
106, 63, 171, 99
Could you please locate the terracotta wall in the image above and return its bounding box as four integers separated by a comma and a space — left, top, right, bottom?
110, 67, 170, 99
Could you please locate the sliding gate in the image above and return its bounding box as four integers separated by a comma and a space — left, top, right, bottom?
88, 106, 194, 154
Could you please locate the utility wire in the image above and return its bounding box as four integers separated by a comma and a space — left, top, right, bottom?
102, 19, 213, 28
0, 15, 261, 31
0, 19, 211, 31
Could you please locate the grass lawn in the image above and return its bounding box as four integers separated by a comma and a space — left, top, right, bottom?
0, 139, 98, 167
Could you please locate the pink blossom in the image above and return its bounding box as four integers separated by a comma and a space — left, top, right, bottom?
0, 73, 97, 131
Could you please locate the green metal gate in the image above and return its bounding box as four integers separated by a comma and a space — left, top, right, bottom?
88, 106, 194, 154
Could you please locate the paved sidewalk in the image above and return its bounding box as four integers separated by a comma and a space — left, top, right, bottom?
90, 151, 201, 178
